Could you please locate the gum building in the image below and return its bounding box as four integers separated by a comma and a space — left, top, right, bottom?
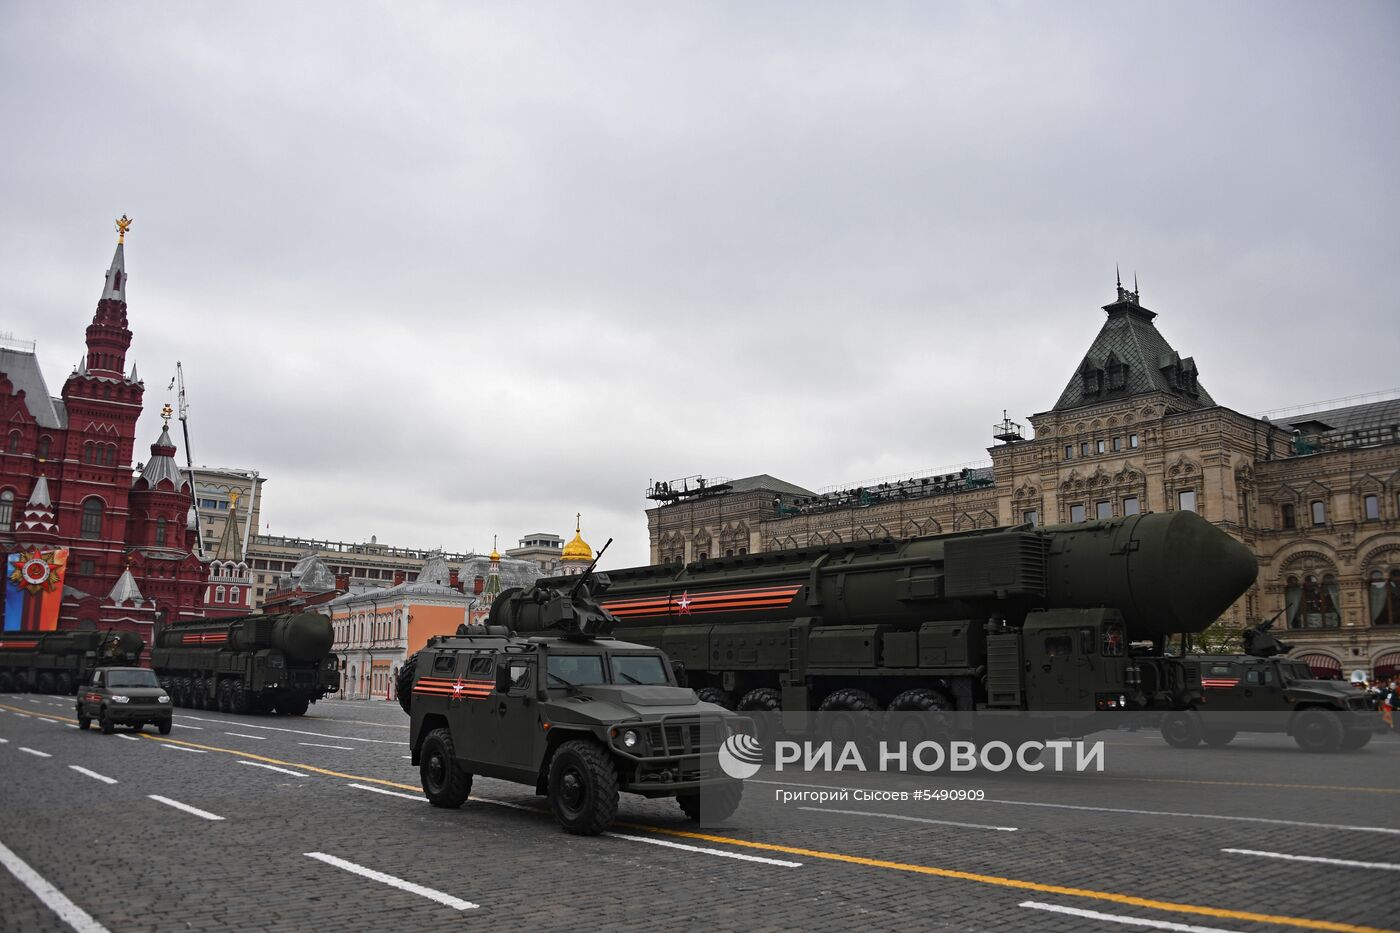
645, 280, 1400, 681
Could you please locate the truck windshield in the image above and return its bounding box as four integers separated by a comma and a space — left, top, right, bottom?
611, 655, 669, 685
106, 670, 159, 688
547, 655, 606, 686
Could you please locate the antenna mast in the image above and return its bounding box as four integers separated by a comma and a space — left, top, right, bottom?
175, 361, 203, 559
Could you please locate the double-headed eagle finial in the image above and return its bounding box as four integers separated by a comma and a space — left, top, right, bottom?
116, 215, 133, 243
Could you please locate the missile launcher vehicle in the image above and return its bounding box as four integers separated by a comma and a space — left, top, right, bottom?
0, 630, 144, 695
504, 511, 1257, 721
151, 612, 339, 715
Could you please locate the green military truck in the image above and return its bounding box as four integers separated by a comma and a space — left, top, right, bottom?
402, 551, 748, 835
1159, 621, 1382, 753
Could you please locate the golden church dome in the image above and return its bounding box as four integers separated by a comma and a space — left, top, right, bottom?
562, 514, 593, 563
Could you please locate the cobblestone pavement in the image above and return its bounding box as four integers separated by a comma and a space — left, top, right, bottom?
2, 693, 1398, 932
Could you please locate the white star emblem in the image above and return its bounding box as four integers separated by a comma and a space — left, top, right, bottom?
676, 592, 692, 615
451, 678, 466, 696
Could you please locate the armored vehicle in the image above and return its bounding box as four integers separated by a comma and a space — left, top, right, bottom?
511, 512, 1256, 720
1158, 620, 1382, 752
0, 630, 144, 695
76, 666, 172, 734
151, 613, 339, 715
404, 546, 747, 835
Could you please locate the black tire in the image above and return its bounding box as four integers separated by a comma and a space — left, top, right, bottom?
678, 780, 744, 823
158, 719, 173, 736
396, 654, 419, 715
1339, 729, 1373, 752
281, 697, 310, 717
886, 688, 956, 748
56, 673, 74, 696
695, 687, 734, 710
1293, 709, 1344, 753
1160, 711, 1202, 749
232, 682, 250, 715
36, 672, 55, 695
99, 708, 114, 735
77, 713, 91, 730
0, 672, 13, 692
818, 688, 882, 750
548, 739, 619, 835
1201, 728, 1237, 748
736, 688, 782, 742
419, 728, 473, 807
192, 679, 207, 710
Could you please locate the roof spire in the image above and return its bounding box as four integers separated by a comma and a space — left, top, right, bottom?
116, 214, 132, 244
212, 490, 245, 560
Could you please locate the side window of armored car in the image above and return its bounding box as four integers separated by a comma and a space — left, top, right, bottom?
1044, 634, 1073, 657
432, 653, 456, 674
468, 654, 494, 676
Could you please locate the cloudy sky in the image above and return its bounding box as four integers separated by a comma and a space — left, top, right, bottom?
3, 2, 1397, 568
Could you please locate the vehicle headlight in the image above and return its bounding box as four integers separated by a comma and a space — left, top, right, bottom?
111, 695, 130, 704
622, 729, 640, 749
158, 695, 171, 704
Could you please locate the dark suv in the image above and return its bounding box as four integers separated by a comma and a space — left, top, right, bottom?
77, 667, 173, 734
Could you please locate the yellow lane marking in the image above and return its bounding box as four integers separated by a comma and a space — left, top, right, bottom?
612, 823, 1396, 933
4, 702, 1392, 933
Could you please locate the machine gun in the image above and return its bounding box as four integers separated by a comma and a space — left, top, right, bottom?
1240, 612, 1293, 658
491, 538, 617, 642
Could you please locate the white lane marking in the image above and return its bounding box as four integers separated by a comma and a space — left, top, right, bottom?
15, 713, 31, 718
239, 761, 311, 778
469, 796, 539, 812
69, 766, 118, 785
608, 832, 803, 867
64, 724, 79, 729
0, 837, 112, 933
1221, 848, 1400, 871
1020, 901, 1241, 932
224, 732, 266, 740
984, 797, 1400, 837
348, 782, 424, 802
113, 734, 140, 742
19, 747, 52, 758
300, 742, 352, 750
172, 724, 203, 730
304, 852, 478, 910
148, 795, 224, 821
401, 755, 412, 759
799, 806, 1017, 832
178, 714, 402, 744
0, 737, 8, 743
160, 744, 207, 754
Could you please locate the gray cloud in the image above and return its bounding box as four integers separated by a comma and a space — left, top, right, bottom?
3, 1, 1397, 567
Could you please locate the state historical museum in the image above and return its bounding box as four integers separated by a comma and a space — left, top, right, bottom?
0, 220, 207, 639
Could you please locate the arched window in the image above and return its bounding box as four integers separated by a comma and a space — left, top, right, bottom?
37, 436, 50, 460
1289, 574, 1339, 629
0, 490, 12, 532
80, 498, 104, 539
1280, 504, 1295, 530
7, 431, 20, 453
229, 587, 240, 605
1369, 569, 1400, 626
215, 586, 225, 603
155, 517, 167, 547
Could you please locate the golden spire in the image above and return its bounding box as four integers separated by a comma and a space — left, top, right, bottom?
160, 403, 173, 426
562, 513, 593, 563
115, 214, 132, 244
230, 489, 240, 510
489, 534, 500, 562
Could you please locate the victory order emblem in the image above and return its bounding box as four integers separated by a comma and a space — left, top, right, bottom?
11, 547, 65, 593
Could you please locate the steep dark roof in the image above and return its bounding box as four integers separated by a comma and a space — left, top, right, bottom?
0, 348, 66, 429
1052, 288, 1214, 413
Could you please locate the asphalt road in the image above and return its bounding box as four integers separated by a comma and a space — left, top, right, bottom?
2, 693, 1397, 933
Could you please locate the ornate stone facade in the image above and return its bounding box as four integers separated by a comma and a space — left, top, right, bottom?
645, 282, 1400, 680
